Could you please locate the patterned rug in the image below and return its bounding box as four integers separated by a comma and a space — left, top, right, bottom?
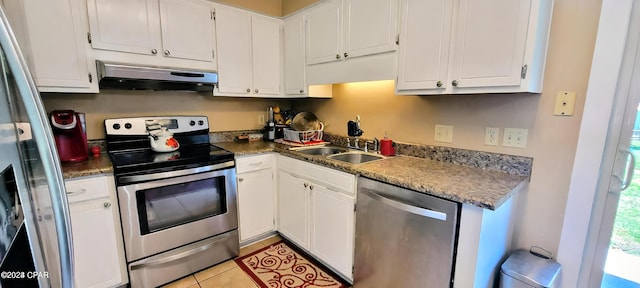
235, 240, 348, 288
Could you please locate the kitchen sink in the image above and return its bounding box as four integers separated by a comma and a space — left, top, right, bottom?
327, 151, 385, 165
290, 145, 349, 156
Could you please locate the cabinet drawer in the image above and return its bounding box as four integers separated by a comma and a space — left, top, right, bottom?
236, 154, 274, 173
65, 175, 113, 203
279, 156, 356, 195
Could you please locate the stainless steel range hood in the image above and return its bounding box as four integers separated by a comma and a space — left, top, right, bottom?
96, 61, 218, 92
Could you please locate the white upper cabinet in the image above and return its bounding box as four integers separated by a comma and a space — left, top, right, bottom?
344, 0, 398, 59
4, 0, 98, 93
396, 0, 453, 91
396, 0, 554, 95
215, 6, 282, 97
283, 14, 306, 96
449, 0, 531, 89
87, 0, 161, 55
86, 0, 216, 69
159, 0, 215, 62
306, 0, 342, 65
306, 0, 398, 65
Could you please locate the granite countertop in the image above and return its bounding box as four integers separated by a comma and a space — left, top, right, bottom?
61, 154, 113, 179
216, 141, 528, 210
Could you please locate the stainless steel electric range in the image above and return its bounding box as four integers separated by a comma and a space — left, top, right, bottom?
105, 116, 238, 288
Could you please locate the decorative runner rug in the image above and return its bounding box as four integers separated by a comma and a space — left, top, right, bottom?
235, 240, 348, 288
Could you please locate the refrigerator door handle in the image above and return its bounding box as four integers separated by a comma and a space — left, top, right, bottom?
0, 7, 74, 287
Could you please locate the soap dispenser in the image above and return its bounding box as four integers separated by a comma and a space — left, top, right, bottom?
380, 131, 395, 156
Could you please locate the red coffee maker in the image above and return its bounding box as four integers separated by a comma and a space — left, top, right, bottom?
50, 110, 88, 162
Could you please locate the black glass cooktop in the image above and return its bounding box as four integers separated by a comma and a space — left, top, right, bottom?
109, 144, 234, 175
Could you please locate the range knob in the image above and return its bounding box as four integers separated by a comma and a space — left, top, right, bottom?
124, 123, 132, 129
112, 123, 121, 130
189, 120, 196, 126
198, 120, 204, 126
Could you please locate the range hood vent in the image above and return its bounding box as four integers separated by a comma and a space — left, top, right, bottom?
96, 61, 218, 92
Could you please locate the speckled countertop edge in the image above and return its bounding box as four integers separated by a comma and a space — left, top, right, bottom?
214, 141, 529, 210
61, 153, 113, 179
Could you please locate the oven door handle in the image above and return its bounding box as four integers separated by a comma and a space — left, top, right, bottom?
129, 232, 233, 270
119, 161, 235, 185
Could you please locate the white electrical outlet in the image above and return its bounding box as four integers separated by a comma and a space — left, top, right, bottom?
503, 128, 528, 148
485, 127, 500, 146
258, 114, 265, 124
435, 125, 453, 143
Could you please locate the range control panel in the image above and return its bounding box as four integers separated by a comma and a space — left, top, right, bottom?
105, 116, 209, 136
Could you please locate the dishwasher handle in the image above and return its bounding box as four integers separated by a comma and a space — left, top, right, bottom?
361, 188, 447, 221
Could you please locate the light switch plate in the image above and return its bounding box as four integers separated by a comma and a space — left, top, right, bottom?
435, 125, 453, 143
503, 128, 528, 148
554, 91, 576, 116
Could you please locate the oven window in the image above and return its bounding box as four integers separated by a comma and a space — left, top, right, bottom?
136, 176, 226, 234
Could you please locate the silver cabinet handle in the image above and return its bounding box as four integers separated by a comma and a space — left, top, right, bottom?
164, 50, 170, 56
151, 49, 158, 55
436, 81, 443, 88
246, 88, 251, 93
336, 54, 341, 59
254, 89, 259, 93
344, 52, 348, 58
249, 162, 263, 166
66, 188, 86, 196
103, 202, 111, 208
238, 177, 244, 182
361, 188, 447, 221
304, 183, 309, 188
452, 80, 459, 87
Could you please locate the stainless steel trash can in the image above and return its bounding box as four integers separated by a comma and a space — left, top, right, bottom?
500, 249, 561, 288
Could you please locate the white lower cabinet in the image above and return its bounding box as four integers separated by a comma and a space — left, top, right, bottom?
65, 175, 127, 288
277, 156, 355, 281
236, 154, 276, 242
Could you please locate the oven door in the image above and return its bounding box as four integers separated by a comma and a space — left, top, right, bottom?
117, 163, 237, 261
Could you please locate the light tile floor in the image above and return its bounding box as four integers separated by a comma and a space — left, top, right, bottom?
161, 235, 283, 288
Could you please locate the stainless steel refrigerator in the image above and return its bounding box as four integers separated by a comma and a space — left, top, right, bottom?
0, 5, 74, 288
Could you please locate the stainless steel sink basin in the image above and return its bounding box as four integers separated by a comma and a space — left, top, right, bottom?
290, 145, 349, 156
327, 152, 385, 165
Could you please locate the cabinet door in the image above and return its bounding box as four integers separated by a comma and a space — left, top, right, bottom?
215, 6, 253, 94
396, 0, 453, 91
237, 169, 275, 241
310, 183, 354, 279
449, 0, 531, 88
71, 198, 125, 287
344, 0, 398, 59
284, 15, 306, 95
251, 16, 281, 96
18, 0, 96, 92
305, 0, 342, 65
278, 171, 309, 250
159, 0, 215, 62
87, 0, 161, 55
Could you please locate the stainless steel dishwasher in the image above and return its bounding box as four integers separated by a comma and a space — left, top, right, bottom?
354, 177, 460, 288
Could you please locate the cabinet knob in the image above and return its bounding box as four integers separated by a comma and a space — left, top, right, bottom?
436, 81, 443, 88
344, 52, 348, 58
164, 50, 171, 56
238, 177, 244, 182
309, 185, 314, 190
103, 202, 111, 208
304, 183, 309, 188
255, 89, 259, 93
336, 54, 341, 59
299, 89, 304, 93
246, 88, 251, 93
151, 49, 158, 55
452, 80, 459, 87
